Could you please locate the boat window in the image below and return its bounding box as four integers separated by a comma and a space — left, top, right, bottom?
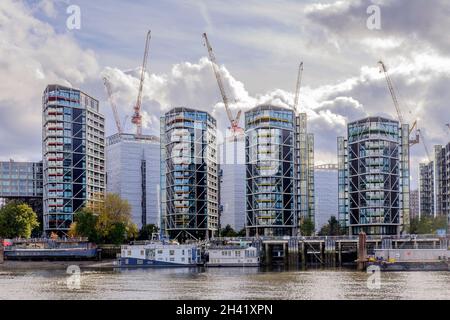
157, 250, 163, 254
169, 250, 175, 256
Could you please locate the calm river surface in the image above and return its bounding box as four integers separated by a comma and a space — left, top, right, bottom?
0, 267, 448, 300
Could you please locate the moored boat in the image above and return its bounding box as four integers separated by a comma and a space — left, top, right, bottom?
206, 245, 260, 267
117, 242, 203, 268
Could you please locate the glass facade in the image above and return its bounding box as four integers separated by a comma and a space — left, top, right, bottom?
0, 161, 43, 219
42, 85, 105, 233
0, 161, 43, 197
160, 108, 219, 241
419, 143, 450, 224
245, 105, 314, 236
337, 117, 409, 235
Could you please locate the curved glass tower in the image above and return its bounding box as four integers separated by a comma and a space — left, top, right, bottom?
245, 105, 314, 236
160, 108, 219, 241
338, 116, 410, 235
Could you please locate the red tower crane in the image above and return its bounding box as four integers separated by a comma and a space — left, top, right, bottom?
202, 33, 243, 136
131, 30, 151, 136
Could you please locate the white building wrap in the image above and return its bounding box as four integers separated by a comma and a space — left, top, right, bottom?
106, 133, 160, 229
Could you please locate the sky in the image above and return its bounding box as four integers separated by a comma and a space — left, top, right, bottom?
1, 0, 450, 189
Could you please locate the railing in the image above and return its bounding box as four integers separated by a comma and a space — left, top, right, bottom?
212, 234, 446, 242
9, 237, 89, 244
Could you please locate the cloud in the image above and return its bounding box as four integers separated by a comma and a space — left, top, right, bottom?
0, 0, 99, 161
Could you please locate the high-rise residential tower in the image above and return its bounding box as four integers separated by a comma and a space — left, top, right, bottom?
106, 133, 160, 229
42, 85, 105, 234
419, 143, 450, 222
160, 108, 219, 241
338, 116, 410, 236
245, 105, 314, 237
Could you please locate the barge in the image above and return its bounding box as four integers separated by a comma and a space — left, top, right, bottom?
368, 248, 450, 271
2, 238, 100, 261
117, 242, 203, 267
206, 245, 260, 267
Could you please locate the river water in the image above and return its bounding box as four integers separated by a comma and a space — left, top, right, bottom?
0, 267, 448, 300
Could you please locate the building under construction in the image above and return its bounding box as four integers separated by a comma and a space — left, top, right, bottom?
106, 133, 160, 229
160, 107, 220, 241
338, 116, 410, 236
245, 105, 314, 237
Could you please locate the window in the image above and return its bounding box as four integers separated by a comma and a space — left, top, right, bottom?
169, 250, 175, 256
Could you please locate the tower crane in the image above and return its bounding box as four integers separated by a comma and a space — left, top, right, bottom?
131, 30, 151, 136
417, 128, 431, 162
293, 62, 304, 112
103, 77, 123, 134
378, 61, 420, 146
202, 32, 243, 136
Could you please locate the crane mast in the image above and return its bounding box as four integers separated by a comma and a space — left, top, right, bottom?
294, 62, 304, 112
202, 32, 242, 134
103, 77, 123, 134
378, 60, 419, 146
132, 30, 151, 136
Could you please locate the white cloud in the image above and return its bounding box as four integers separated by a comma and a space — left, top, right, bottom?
0, 0, 99, 160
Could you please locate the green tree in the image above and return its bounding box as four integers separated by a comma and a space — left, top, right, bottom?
237, 228, 246, 237
106, 222, 128, 245
70, 193, 138, 244
73, 208, 99, 243
138, 224, 159, 240
0, 202, 39, 238
318, 216, 341, 236
410, 215, 448, 234
220, 224, 238, 237
300, 217, 315, 236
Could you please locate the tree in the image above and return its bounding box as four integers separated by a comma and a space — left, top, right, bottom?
318, 216, 341, 236
138, 224, 159, 240
105, 222, 128, 245
73, 208, 100, 242
220, 224, 238, 237
0, 202, 39, 239
300, 217, 315, 236
237, 228, 246, 237
410, 215, 448, 234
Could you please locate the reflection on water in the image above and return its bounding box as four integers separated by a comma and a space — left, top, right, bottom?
0, 267, 449, 300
